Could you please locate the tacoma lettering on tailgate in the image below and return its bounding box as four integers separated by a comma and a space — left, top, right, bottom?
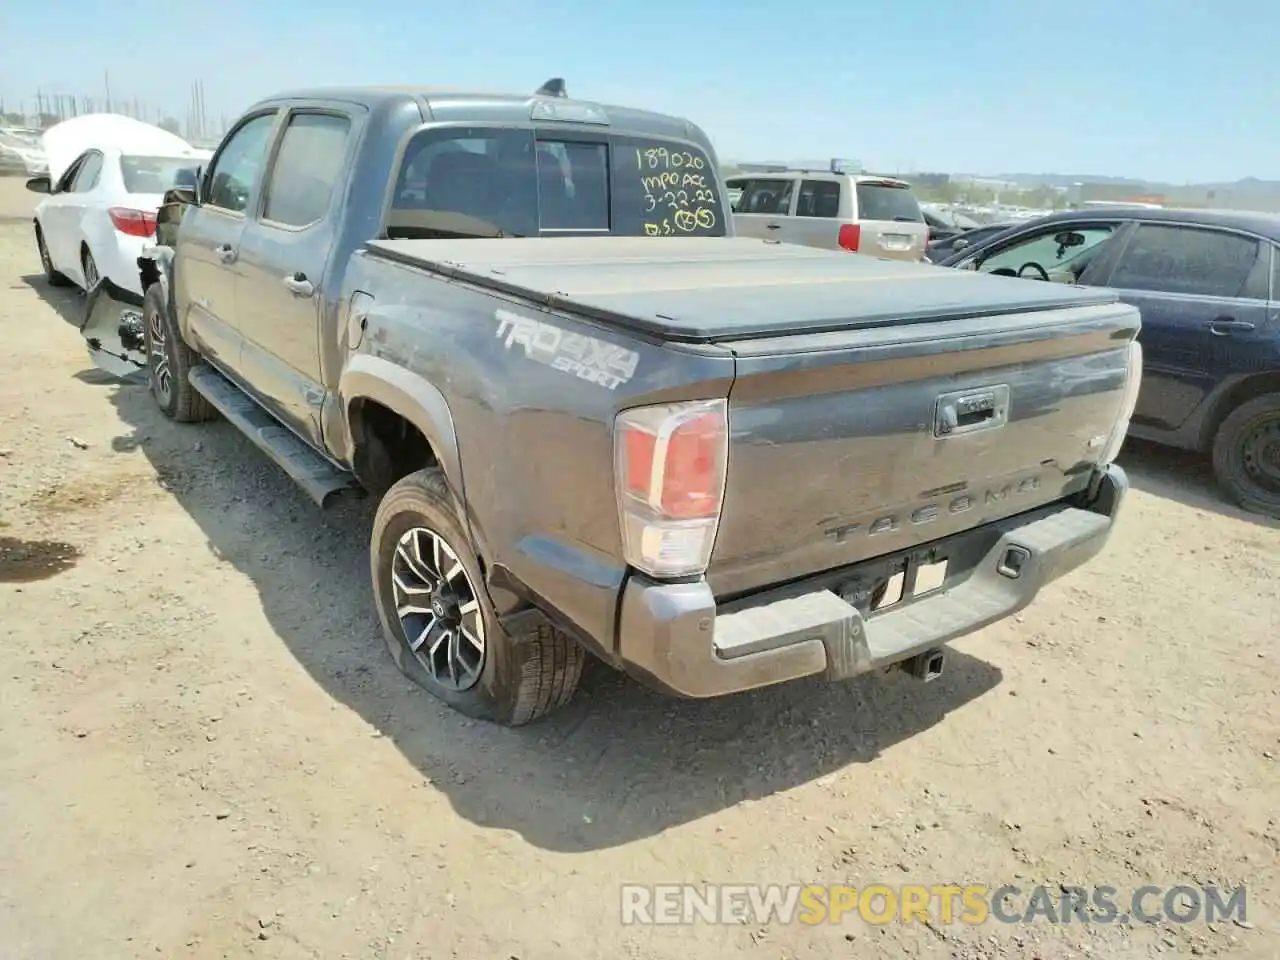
823, 474, 1043, 543
494, 309, 639, 390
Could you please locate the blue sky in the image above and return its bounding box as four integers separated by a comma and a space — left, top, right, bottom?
4, 0, 1278, 183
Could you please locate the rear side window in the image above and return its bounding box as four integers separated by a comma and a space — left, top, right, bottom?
734, 178, 794, 215
120, 156, 201, 195
1110, 225, 1260, 298
262, 113, 352, 228
796, 180, 841, 218
854, 181, 921, 222
387, 128, 725, 239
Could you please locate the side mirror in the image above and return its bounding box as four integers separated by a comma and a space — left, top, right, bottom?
25, 176, 51, 195
953, 237, 970, 250
164, 186, 199, 206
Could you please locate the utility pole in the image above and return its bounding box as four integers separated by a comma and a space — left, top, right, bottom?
104, 70, 112, 112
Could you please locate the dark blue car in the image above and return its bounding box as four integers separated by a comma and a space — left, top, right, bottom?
936, 207, 1280, 516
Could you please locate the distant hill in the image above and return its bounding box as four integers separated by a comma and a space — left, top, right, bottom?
720, 162, 1280, 211
983, 173, 1280, 193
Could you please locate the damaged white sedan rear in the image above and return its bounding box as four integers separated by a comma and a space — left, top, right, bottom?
27, 114, 208, 298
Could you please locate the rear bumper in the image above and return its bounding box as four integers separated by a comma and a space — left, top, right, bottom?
617, 463, 1127, 698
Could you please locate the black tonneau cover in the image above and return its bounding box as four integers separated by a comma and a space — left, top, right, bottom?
365, 236, 1119, 343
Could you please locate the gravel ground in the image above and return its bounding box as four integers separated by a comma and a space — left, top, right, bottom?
0, 176, 1277, 960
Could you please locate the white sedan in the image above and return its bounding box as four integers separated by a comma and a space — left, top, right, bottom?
29, 115, 210, 297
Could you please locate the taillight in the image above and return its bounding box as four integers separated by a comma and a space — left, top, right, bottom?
614, 399, 728, 579
837, 223, 861, 252
108, 207, 157, 238
1099, 340, 1144, 465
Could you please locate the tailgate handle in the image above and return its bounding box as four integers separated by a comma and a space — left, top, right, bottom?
935, 385, 1010, 438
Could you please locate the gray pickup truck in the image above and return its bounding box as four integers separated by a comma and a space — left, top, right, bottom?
79, 82, 1142, 725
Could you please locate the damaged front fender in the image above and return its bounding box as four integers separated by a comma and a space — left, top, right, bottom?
81, 279, 148, 381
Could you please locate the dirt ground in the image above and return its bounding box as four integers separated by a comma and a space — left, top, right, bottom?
0, 175, 1276, 960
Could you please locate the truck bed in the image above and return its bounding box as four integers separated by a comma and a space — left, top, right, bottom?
368, 234, 1140, 601
365, 236, 1119, 343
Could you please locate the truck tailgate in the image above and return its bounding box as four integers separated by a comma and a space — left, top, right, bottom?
709, 301, 1140, 598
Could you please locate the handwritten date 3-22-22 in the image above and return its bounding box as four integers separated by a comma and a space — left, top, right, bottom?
636, 147, 720, 236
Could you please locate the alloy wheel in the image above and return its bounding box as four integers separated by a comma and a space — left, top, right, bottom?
147, 301, 172, 406
391, 526, 486, 690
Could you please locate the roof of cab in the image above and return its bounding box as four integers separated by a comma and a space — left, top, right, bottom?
247, 85, 705, 143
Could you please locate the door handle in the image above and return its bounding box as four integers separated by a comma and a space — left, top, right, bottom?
1208, 317, 1255, 336
283, 272, 314, 297
765, 223, 781, 230
214, 243, 236, 264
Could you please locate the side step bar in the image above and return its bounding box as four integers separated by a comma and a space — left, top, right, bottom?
187, 366, 358, 507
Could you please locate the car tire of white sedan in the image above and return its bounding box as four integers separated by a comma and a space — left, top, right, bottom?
141, 284, 216, 423
81, 247, 100, 291
370, 466, 585, 725
34, 225, 70, 287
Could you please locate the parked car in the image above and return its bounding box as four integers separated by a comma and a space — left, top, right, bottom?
26, 114, 209, 296
936, 207, 1280, 515
0, 129, 47, 176
921, 207, 983, 244
81, 83, 1138, 725
925, 220, 1019, 262
725, 170, 929, 261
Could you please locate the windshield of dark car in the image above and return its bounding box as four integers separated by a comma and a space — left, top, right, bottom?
120, 155, 201, 194
386, 127, 726, 239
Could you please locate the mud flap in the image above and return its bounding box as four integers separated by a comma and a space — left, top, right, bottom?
81, 280, 148, 381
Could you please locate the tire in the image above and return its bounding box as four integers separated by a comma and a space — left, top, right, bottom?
371, 467, 584, 725
1211, 392, 1280, 517
81, 246, 100, 290
141, 283, 216, 423
35, 225, 70, 286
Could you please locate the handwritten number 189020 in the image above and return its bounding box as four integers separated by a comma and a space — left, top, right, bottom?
637, 148, 718, 235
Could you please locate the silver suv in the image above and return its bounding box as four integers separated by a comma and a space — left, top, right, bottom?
725, 169, 929, 262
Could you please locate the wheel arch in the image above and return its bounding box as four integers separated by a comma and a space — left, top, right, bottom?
340, 354, 464, 504
1197, 372, 1280, 450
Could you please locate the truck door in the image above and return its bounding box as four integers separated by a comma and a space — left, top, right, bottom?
175, 110, 279, 371
234, 107, 359, 445
1103, 222, 1273, 434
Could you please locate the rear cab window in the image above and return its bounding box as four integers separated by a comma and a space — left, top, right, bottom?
385, 127, 726, 239
853, 180, 922, 223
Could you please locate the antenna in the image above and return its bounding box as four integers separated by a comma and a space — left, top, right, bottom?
535, 77, 567, 98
